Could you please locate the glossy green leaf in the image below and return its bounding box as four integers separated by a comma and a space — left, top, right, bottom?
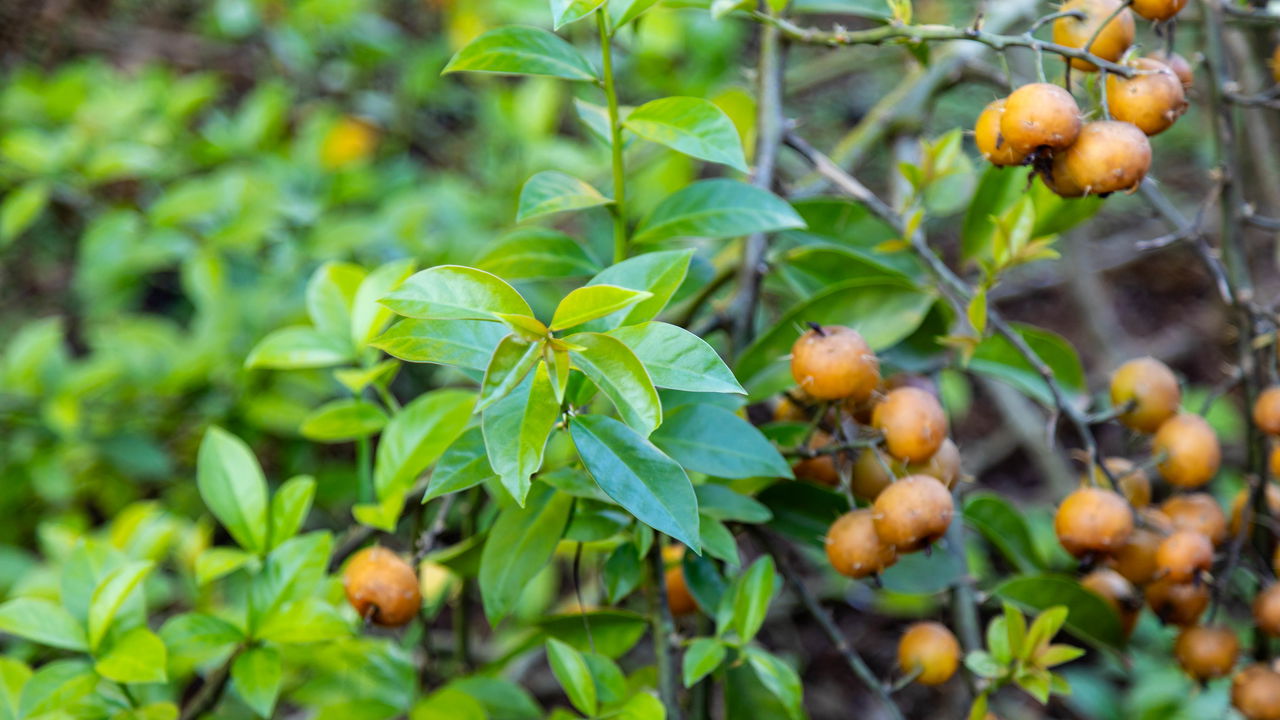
993, 574, 1124, 651
373, 388, 476, 502
546, 638, 597, 715
373, 318, 508, 370
197, 427, 269, 553
551, 285, 652, 332
624, 97, 747, 171
482, 363, 561, 504
609, 0, 661, 28
633, 179, 805, 244
18, 660, 96, 719
700, 517, 740, 566
565, 332, 661, 435
443, 26, 598, 81
478, 335, 541, 410
159, 613, 243, 665
248, 532, 332, 634
299, 399, 388, 443
732, 556, 776, 642
517, 171, 612, 222
0, 658, 30, 720
449, 677, 542, 720
413, 688, 487, 720
269, 475, 315, 550
550, 0, 605, 28
423, 427, 494, 502
245, 326, 354, 369
538, 610, 649, 659
479, 484, 573, 623
195, 547, 256, 586
683, 637, 727, 687
608, 322, 743, 394
232, 645, 282, 718
306, 261, 364, 344
94, 627, 167, 684
88, 560, 154, 650
381, 265, 532, 321
743, 647, 804, 720
603, 543, 643, 604
969, 323, 1086, 407
352, 258, 418, 346
652, 404, 791, 479
695, 484, 772, 523
0, 598, 87, 651
477, 228, 600, 281
578, 250, 693, 331
963, 492, 1043, 573
254, 597, 349, 644
0, 180, 50, 246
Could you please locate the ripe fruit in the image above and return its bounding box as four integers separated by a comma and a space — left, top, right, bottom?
1106, 58, 1188, 136
1233, 665, 1280, 720
1254, 387, 1280, 435
1175, 625, 1238, 680
1274, 46, 1280, 85
1230, 484, 1280, 535
1110, 357, 1181, 433
872, 475, 955, 552
872, 387, 948, 463
1081, 568, 1140, 637
1091, 457, 1151, 507
1053, 0, 1137, 71
1000, 83, 1082, 154
897, 621, 961, 685
1131, 0, 1187, 21
792, 431, 841, 487
1256, 584, 1280, 636
773, 396, 808, 422
1154, 530, 1213, 583
1271, 444, 1280, 479
790, 325, 880, 401
1054, 487, 1133, 557
343, 547, 422, 627
975, 98, 1029, 166
1051, 120, 1151, 197
1153, 413, 1222, 488
1147, 51, 1193, 88
1161, 493, 1228, 545
321, 116, 379, 170
906, 438, 962, 489
825, 509, 897, 578
1147, 577, 1210, 625
851, 447, 897, 500
1108, 520, 1166, 585
665, 565, 698, 616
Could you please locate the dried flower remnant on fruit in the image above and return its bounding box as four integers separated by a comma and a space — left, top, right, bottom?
897, 621, 960, 685
343, 547, 422, 627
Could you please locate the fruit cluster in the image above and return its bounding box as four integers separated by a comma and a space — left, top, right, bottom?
975, 0, 1192, 197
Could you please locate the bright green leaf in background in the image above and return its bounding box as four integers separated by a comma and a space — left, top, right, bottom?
381, 265, 533, 321
232, 645, 282, 718
299, 399, 388, 443
624, 97, 748, 172
480, 485, 573, 623
443, 26, 598, 82
197, 427, 269, 553
517, 170, 613, 222
633, 179, 805, 244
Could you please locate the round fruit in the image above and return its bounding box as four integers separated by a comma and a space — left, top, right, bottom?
1271, 444, 1280, 479
1051, 120, 1152, 196
897, 621, 961, 685
1110, 357, 1181, 433
321, 116, 379, 170
975, 98, 1029, 166
1108, 521, 1165, 586
872, 387, 949, 463
1154, 530, 1214, 583
773, 396, 808, 422
1000, 82, 1082, 154
826, 509, 897, 579
1153, 413, 1222, 488
1230, 484, 1280, 536
790, 325, 880, 401
1105, 57, 1188, 136
1091, 457, 1151, 507
872, 475, 955, 552
343, 547, 422, 627
1053, 0, 1137, 71
665, 565, 698, 616
1175, 625, 1238, 680
1081, 568, 1140, 637
1256, 584, 1280, 636
851, 447, 897, 501
792, 431, 842, 487
1254, 387, 1280, 436
906, 438, 962, 489
1274, 46, 1280, 85
1054, 487, 1134, 557
1131, 0, 1187, 21
1147, 50, 1193, 88
1161, 493, 1228, 545
1233, 665, 1280, 720
1274, 545, 1280, 578
1147, 577, 1210, 625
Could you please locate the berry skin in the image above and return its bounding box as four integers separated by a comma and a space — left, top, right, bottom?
975, 98, 1029, 166
1107, 517, 1167, 586
1081, 568, 1141, 637
1000, 83, 1082, 154
1146, 577, 1210, 626
773, 396, 809, 422
1054, 487, 1134, 558
1147, 51, 1194, 89
1254, 387, 1280, 436
1175, 625, 1238, 680
665, 565, 698, 616
1110, 357, 1181, 433
905, 438, 962, 489
825, 509, 897, 579
872, 475, 955, 552
1230, 484, 1280, 536
792, 431, 842, 487
1233, 665, 1280, 720
1271, 444, 1280, 479
790, 325, 880, 402
851, 447, 897, 501
872, 387, 949, 463
1274, 47, 1280, 85
1053, 0, 1137, 71
1154, 530, 1214, 583
1091, 457, 1151, 507
343, 547, 422, 627
1105, 58, 1188, 136
1161, 493, 1228, 546
1050, 121, 1152, 197
897, 622, 961, 685
1256, 584, 1280, 637
1131, 0, 1187, 21
1153, 413, 1222, 488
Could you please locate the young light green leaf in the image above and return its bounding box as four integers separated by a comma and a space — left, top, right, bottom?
373, 318, 508, 370
1023, 606, 1070, 660
517, 171, 613, 222
299, 399, 388, 443
577, 249, 693, 331
245, 326, 354, 369
1, 181, 50, 246
18, 660, 96, 719
964, 650, 1004, 679
651, 404, 791, 479
609, 0, 661, 29
443, 26, 598, 81
632, 179, 805, 244
94, 627, 167, 684
545, 638, 597, 716
423, 427, 494, 502
550, 0, 606, 28
254, 598, 349, 644
479, 485, 573, 623
381, 265, 532, 321
732, 556, 776, 642
373, 389, 477, 502
248, 533, 332, 634
269, 475, 315, 550
476, 228, 600, 281
195, 547, 256, 585
1037, 643, 1085, 667
624, 97, 747, 171
608, 322, 743, 394
0, 598, 87, 651
197, 427, 269, 553
478, 335, 542, 411
683, 637, 727, 687
743, 647, 804, 720
159, 613, 244, 665
88, 560, 154, 651
564, 332, 661, 436
482, 363, 561, 504
0, 658, 29, 720
496, 313, 551, 341
334, 359, 400, 395
306, 261, 364, 344
232, 645, 282, 718
352, 258, 418, 346
551, 285, 652, 332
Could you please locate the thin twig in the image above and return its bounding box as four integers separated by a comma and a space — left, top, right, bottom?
178, 647, 243, 720
647, 540, 683, 720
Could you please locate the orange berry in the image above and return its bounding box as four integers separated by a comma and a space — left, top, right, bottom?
665, 565, 698, 616
1230, 484, 1280, 536
1153, 413, 1221, 488
792, 431, 843, 487
825, 509, 897, 579
1108, 521, 1166, 586
1051, 121, 1152, 197
1254, 387, 1280, 436
872, 387, 948, 463
1110, 357, 1181, 433
1147, 50, 1194, 89
790, 325, 880, 402
1175, 625, 1238, 680
773, 396, 809, 422
1233, 665, 1280, 720
1000, 82, 1082, 154
1106, 57, 1188, 136
1256, 584, 1280, 637
851, 447, 898, 501
872, 475, 955, 553
1271, 444, 1280, 479
1161, 493, 1228, 546
343, 547, 422, 627
1154, 530, 1213, 583
1147, 576, 1209, 626
1053, 0, 1137, 72
897, 621, 961, 685
1054, 487, 1134, 558
905, 438, 962, 489
1081, 568, 1140, 637
975, 98, 1029, 166
1131, 0, 1187, 21
1090, 457, 1151, 507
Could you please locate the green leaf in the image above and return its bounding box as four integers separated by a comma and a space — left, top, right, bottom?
159, 613, 243, 665
88, 560, 154, 651
0, 180, 50, 246
413, 687, 487, 720
1038, 643, 1086, 667
0, 658, 30, 720
546, 638, 597, 715
195, 547, 256, 585
683, 637, 727, 687
695, 484, 772, 523
483, 363, 561, 504
700, 518, 740, 566
538, 610, 649, 659
963, 650, 1004, 679
570, 414, 701, 552
479, 484, 573, 623
610, 0, 661, 28
603, 543, 643, 604
299, 399, 388, 443
424, 427, 494, 502
476, 228, 600, 281
969, 323, 1086, 407
551, 285, 652, 332
550, 0, 606, 28
352, 258, 418, 347
334, 360, 400, 395
1024, 606, 1069, 659
18, 659, 96, 719
197, 427, 269, 553
1003, 602, 1027, 662
623, 97, 748, 171
993, 574, 1124, 652
270, 475, 315, 550
373, 318, 508, 370
633, 179, 805, 244
449, 677, 542, 720
517, 171, 613, 222
248, 532, 332, 635
373, 389, 476, 504
232, 645, 282, 718
443, 26, 598, 81
565, 332, 661, 436
1016, 668, 1052, 704
732, 556, 776, 642
962, 492, 1043, 573
578, 249, 694, 331
381, 265, 532, 321
306, 261, 364, 345
744, 647, 804, 720
94, 627, 167, 684
0, 598, 87, 651
245, 326, 354, 369
652, 404, 791, 479
254, 598, 349, 644
608, 322, 743, 394
478, 335, 542, 410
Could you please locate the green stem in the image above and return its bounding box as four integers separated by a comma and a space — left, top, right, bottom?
646, 539, 683, 719
598, 11, 628, 264
356, 436, 373, 504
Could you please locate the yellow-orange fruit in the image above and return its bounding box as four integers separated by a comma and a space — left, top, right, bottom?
1110, 357, 1181, 433
343, 547, 422, 627
872, 387, 949, 463
1175, 625, 1238, 680
1053, 0, 1137, 71
1081, 568, 1140, 637
1132, 0, 1187, 21
1146, 577, 1210, 625
1154, 413, 1221, 488
1230, 484, 1280, 536
851, 447, 898, 501
897, 621, 961, 685
321, 116, 379, 170
1147, 51, 1194, 89
1000, 83, 1082, 154
790, 325, 880, 401
1054, 487, 1134, 557
1090, 457, 1151, 507
825, 510, 897, 578
905, 438, 962, 489
1106, 58, 1188, 136
1271, 444, 1280, 479
1161, 493, 1228, 546
1274, 545, 1280, 578
872, 475, 955, 552
1154, 530, 1214, 583
1051, 120, 1152, 196
773, 396, 809, 422
1233, 665, 1280, 720
665, 565, 698, 616
1274, 47, 1280, 85
975, 98, 1029, 166
1108, 523, 1165, 586
1254, 387, 1280, 436
1256, 584, 1280, 636
792, 431, 842, 487
1040, 165, 1086, 198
